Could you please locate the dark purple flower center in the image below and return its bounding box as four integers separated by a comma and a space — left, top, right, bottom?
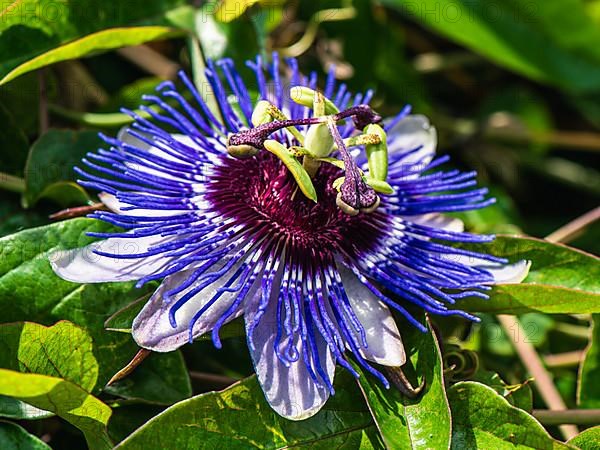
206, 152, 386, 259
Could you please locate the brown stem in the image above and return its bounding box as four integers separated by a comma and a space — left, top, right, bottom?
532, 409, 600, 426
385, 366, 425, 399
497, 315, 579, 440
117, 45, 180, 80
106, 348, 151, 386
545, 206, 600, 244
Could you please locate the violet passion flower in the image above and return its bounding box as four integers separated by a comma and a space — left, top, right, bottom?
50, 54, 529, 420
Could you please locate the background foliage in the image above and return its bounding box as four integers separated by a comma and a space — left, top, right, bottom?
0, 0, 599, 448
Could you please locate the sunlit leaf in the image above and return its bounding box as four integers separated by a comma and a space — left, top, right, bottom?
0, 321, 98, 391
458, 236, 600, 314
0, 0, 186, 84
354, 317, 451, 449
567, 426, 600, 450
115, 371, 383, 449
448, 381, 571, 449
0, 369, 112, 450
0, 219, 187, 396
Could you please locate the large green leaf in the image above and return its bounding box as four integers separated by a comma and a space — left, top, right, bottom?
354, 317, 451, 449
448, 381, 571, 449
0, 321, 98, 391
0, 0, 185, 84
0, 396, 53, 420
578, 314, 600, 408
0, 320, 98, 422
458, 236, 600, 314
567, 426, 600, 450
23, 129, 101, 207
0, 218, 111, 322
0, 369, 112, 450
1, 26, 184, 86
0, 218, 188, 395
0, 420, 52, 450
381, 0, 600, 93
115, 371, 383, 449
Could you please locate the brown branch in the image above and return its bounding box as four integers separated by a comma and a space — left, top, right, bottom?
544, 351, 586, 369
532, 409, 600, 426
117, 45, 180, 80
545, 206, 600, 244
497, 315, 579, 440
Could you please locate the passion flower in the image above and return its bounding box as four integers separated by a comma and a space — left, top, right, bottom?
50, 54, 529, 420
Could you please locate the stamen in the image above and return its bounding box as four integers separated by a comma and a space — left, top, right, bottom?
226, 103, 382, 156
326, 117, 380, 215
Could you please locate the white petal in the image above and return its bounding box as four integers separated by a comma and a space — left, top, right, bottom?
49, 235, 173, 283
132, 258, 252, 352
409, 213, 465, 233
481, 259, 531, 284
117, 127, 199, 167
99, 192, 187, 218
386, 115, 437, 169
446, 255, 531, 284
338, 264, 406, 366
244, 286, 335, 420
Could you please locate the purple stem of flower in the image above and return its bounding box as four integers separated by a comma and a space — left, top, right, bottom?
227, 104, 382, 151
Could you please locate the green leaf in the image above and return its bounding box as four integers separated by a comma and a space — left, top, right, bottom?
104, 296, 149, 333
0, 369, 112, 450
115, 371, 382, 449
381, 0, 600, 93
470, 370, 533, 412
457, 236, 600, 314
1, 26, 184, 86
23, 129, 101, 207
0, 0, 185, 84
0, 396, 53, 420
354, 317, 451, 449
567, 426, 600, 449
578, 314, 600, 408
448, 381, 571, 449
105, 351, 191, 405
49, 282, 155, 389
0, 321, 98, 391
0, 218, 111, 322
0, 420, 52, 450
0, 219, 144, 387
0, 218, 203, 399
